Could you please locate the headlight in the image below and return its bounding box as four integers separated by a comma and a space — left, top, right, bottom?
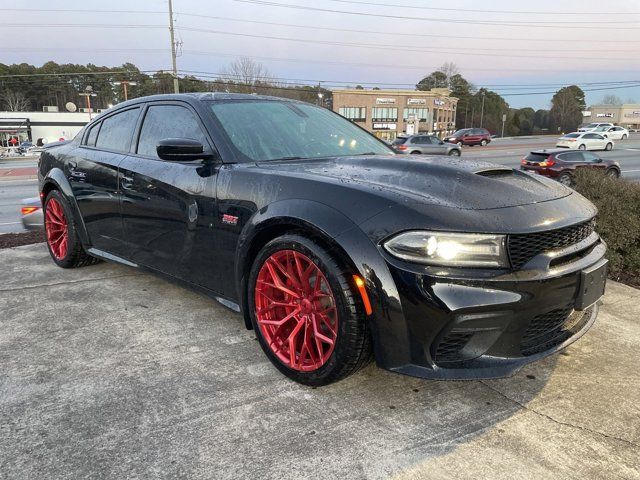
383, 231, 508, 268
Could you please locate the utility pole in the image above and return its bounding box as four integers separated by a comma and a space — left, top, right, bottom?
79, 86, 97, 120
479, 91, 486, 128
168, 0, 179, 93
114, 81, 137, 101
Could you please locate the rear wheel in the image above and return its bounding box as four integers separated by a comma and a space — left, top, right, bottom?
248, 234, 372, 386
480, 139, 488, 146
605, 142, 613, 151
44, 190, 99, 268
558, 173, 573, 186
448, 149, 461, 156
410, 150, 421, 154
578, 144, 586, 150
622, 134, 628, 140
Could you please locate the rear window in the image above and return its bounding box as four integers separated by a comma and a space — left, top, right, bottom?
565, 133, 581, 138
524, 153, 550, 162
392, 138, 407, 145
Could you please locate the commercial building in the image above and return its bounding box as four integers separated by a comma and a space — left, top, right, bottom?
582, 104, 640, 129
332, 88, 458, 141
0, 110, 95, 146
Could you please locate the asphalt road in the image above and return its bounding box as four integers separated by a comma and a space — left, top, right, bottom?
0, 134, 638, 234
464, 133, 640, 181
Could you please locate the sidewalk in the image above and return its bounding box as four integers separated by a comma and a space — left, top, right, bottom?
1, 243, 639, 479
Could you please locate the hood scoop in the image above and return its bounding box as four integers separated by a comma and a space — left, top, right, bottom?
474, 167, 516, 177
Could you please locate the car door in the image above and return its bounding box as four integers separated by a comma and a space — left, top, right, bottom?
119, 101, 221, 290
66, 106, 141, 255
424, 136, 447, 154
580, 151, 607, 172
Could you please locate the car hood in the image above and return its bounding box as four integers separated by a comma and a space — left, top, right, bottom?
256, 155, 572, 210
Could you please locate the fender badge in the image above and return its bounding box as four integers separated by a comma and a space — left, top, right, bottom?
222, 213, 239, 226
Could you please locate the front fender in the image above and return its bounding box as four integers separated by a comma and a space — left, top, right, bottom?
41, 168, 91, 247
236, 199, 411, 370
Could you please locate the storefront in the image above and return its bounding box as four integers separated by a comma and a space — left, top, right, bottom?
583, 104, 640, 129
332, 88, 458, 141
0, 111, 91, 147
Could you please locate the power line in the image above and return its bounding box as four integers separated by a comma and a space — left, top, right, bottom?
322, 0, 640, 15
232, 0, 640, 28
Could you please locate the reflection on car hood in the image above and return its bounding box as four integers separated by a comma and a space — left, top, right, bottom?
257, 154, 572, 210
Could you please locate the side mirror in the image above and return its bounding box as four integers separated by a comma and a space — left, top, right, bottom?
156, 138, 213, 162
439, 140, 445, 145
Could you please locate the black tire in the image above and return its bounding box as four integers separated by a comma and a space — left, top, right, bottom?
448, 149, 461, 156
605, 142, 613, 151
606, 168, 620, 179
44, 190, 100, 268
578, 144, 586, 150
622, 134, 627, 140
480, 139, 488, 146
410, 150, 421, 154
248, 234, 372, 386
558, 173, 573, 187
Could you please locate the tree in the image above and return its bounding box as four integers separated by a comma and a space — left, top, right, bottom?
355, 85, 364, 90
220, 57, 273, 93
533, 109, 550, 133
416, 70, 448, 90
600, 94, 622, 105
550, 86, 585, 133
1, 90, 30, 111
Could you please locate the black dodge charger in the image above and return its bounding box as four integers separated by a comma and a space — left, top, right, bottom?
39, 93, 607, 386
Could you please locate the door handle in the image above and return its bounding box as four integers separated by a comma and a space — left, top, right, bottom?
121, 175, 134, 190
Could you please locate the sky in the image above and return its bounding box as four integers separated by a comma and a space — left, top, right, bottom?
2, 0, 640, 110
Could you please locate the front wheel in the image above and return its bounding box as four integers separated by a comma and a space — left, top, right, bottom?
480, 139, 488, 146
44, 190, 99, 268
606, 168, 620, 179
578, 144, 586, 151
605, 143, 613, 151
448, 149, 461, 156
622, 134, 628, 140
248, 234, 372, 386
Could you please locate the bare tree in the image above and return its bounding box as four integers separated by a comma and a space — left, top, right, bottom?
600, 94, 622, 105
1, 90, 30, 111
439, 62, 460, 88
221, 57, 273, 93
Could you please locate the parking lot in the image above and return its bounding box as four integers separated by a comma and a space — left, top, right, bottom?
1, 243, 639, 479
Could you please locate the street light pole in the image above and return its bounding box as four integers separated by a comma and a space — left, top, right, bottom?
479, 91, 486, 128
168, 0, 179, 93
79, 86, 97, 120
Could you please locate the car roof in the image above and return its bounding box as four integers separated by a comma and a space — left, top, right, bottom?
530, 148, 595, 155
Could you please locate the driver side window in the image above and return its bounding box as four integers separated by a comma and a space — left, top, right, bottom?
137, 104, 210, 158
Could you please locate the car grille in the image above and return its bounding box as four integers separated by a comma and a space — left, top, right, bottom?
507, 219, 596, 269
521, 305, 593, 356
434, 331, 473, 364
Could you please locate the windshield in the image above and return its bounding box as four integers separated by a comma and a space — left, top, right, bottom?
583, 123, 598, 128
209, 100, 393, 161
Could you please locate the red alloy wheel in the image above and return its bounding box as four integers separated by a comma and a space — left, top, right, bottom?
45, 197, 69, 260
254, 250, 339, 372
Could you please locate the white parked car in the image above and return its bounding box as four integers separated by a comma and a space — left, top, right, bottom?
578, 122, 614, 132
593, 125, 629, 140
556, 132, 614, 151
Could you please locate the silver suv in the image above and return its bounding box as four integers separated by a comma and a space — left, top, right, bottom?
392, 135, 461, 156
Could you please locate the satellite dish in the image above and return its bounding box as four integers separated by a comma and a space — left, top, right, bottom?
65, 102, 77, 112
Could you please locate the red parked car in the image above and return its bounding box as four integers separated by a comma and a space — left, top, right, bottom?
520, 149, 621, 186
443, 128, 491, 147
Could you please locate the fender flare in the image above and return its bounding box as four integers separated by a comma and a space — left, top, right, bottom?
41, 168, 91, 247
235, 199, 411, 370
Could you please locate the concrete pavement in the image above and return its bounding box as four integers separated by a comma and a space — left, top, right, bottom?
1, 244, 639, 479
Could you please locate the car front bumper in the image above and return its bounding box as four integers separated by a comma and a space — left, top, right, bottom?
378, 237, 607, 380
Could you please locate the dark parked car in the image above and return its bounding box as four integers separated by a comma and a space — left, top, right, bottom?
38, 93, 607, 386
521, 149, 621, 186
391, 135, 461, 156
444, 128, 491, 146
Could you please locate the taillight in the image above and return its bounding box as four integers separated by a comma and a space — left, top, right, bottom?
568, 139, 577, 142
396, 145, 408, 151
520, 158, 527, 165
539, 156, 555, 167
21, 206, 40, 215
